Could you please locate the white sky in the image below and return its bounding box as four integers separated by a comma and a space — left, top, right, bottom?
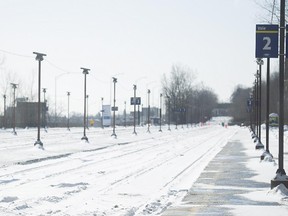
0, 0, 273, 114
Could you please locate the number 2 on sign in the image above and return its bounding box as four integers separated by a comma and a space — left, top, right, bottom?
263, 37, 272, 50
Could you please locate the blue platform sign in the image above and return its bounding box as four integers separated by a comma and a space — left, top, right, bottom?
255, 24, 278, 58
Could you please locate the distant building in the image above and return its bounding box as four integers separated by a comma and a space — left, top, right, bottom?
4, 100, 48, 128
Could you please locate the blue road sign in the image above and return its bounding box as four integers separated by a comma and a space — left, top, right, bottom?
130, 97, 141, 105
255, 24, 278, 58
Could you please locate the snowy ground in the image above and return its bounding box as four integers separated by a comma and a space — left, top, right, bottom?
0, 117, 287, 215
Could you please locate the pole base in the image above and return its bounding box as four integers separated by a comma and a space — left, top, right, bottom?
132, 131, 137, 135
12, 131, 17, 135
255, 140, 264, 149
271, 173, 288, 189
111, 133, 117, 139
34, 140, 44, 149
260, 151, 273, 161
81, 136, 89, 142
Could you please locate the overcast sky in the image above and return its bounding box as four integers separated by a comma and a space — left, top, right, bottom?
0, 0, 273, 114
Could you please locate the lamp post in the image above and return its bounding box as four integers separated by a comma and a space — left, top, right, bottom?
101, 97, 104, 129
159, 93, 162, 132
124, 101, 127, 127
133, 84, 137, 135
54, 72, 70, 126
255, 58, 264, 149
33, 52, 46, 148
111, 77, 117, 138
11, 83, 18, 135
261, 58, 273, 160
147, 89, 151, 133
67, 92, 70, 131
271, 0, 288, 189
42, 88, 47, 130
42, 88, 47, 102
167, 96, 171, 131
86, 95, 89, 130
81, 67, 90, 142
3, 95, 6, 129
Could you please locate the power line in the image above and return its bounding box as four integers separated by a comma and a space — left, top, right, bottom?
0, 48, 33, 58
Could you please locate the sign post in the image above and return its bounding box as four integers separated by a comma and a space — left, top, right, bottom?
255, 24, 278, 58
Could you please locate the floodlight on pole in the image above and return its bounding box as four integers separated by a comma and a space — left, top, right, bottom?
81, 67, 90, 142
111, 77, 117, 138
33, 52, 46, 149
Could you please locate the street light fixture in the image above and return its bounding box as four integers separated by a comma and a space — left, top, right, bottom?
81, 67, 90, 142
11, 83, 18, 135
111, 77, 117, 138
33, 52, 46, 148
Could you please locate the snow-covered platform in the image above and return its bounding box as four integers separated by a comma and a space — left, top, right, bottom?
162, 128, 288, 216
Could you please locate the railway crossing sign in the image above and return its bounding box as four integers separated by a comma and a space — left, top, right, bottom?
255, 24, 278, 58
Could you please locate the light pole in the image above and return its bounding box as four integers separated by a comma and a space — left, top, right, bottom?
67, 91, 70, 131
11, 83, 18, 135
133, 84, 137, 135
167, 96, 171, 131
81, 67, 90, 142
271, 0, 288, 189
124, 101, 127, 127
86, 95, 89, 130
255, 58, 264, 149
147, 89, 151, 133
159, 93, 162, 132
101, 97, 104, 129
33, 52, 46, 148
261, 58, 273, 160
3, 94, 6, 129
54, 72, 70, 126
111, 77, 117, 138
42, 88, 47, 130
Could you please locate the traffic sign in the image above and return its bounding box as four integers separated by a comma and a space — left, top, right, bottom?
111, 106, 118, 111
130, 97, 141, 105
255, 24, 278, 58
